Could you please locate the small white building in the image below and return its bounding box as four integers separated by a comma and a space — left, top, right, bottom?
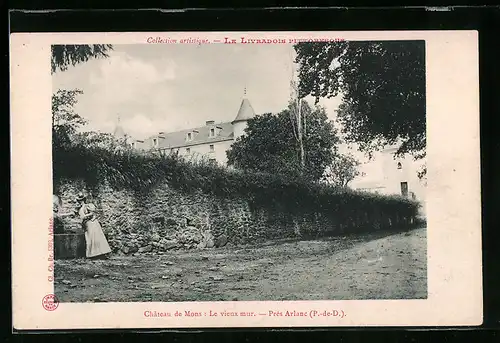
349, 145, 427, 209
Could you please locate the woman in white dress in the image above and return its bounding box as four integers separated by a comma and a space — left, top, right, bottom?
76, 192, 111, 259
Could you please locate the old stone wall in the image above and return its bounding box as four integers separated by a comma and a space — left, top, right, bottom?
55, 178, 414, 256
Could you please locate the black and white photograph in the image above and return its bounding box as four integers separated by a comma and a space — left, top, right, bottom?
11, 29, 482, 329
50, 39, 428, 303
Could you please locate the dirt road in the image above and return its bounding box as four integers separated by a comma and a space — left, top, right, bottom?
55, 227, 427, 302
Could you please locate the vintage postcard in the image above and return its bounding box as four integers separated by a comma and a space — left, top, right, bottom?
10, 30, 481, 330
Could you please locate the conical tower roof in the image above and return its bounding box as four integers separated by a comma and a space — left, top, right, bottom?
232, 98, 256, 124
113, 125, 126, 138
113, 116, 126, 139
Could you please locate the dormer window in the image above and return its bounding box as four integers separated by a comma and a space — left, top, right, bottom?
397, 162, 402, 170
209, 128, 215, 137
187, 132, 192, 141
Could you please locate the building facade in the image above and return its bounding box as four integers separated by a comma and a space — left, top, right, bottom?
349, 145, 427, 205
125, 96, 258, 165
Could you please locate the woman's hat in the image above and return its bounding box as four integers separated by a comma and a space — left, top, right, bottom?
76, 192, 86, 201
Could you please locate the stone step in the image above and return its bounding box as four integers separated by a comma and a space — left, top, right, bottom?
54, 233, 86, 259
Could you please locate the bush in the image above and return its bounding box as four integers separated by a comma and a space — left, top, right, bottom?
53, 143, 420, 229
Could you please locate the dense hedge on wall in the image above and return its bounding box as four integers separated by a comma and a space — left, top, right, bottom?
53, 144, 421, 230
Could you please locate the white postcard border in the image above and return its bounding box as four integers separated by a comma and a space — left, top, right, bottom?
10, 30, 482, 329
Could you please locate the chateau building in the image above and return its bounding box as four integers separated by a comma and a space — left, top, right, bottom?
119, 95, 258, 166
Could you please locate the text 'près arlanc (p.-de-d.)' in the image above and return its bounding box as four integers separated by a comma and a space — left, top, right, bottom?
143, 309, 346, 319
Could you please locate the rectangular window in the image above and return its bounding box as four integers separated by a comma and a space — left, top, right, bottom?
186, 148, 191, 154
209, 158, 216, 164
400, 182, 409, 197
209, 128, 215, 137
187, 132, 192, 141
152, 138, 158, 147
209, 144, 214, 152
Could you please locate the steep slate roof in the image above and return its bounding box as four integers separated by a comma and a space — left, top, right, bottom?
232, 98, 256, 123
155, 121, 234, 149
140, 98, 257, 150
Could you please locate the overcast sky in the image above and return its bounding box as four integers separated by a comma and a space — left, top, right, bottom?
52, 43, 342, 140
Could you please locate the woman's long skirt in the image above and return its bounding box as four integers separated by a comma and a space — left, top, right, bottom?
84, 219, 112, 258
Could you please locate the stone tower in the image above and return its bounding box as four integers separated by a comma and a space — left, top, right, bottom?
232, 88, 257, 139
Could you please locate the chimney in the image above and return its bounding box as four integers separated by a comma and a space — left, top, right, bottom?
206, 120, 215, 126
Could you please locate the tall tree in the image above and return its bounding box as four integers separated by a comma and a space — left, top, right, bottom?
289, 69, 306, 172
52, 89, 86, 148
294, 40, 426, 161
51, 44, 113, 74
226, 102, 340, 182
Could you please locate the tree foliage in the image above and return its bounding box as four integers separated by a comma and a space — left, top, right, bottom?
294, 40, 426, 160
51, 44, 114, 74
52, 89, 131, 154
417, 163, 427, 183
323, 153, 361, 187
51, 44, 121, 152
226, 102, 340, 182
52, 89, 86, 148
